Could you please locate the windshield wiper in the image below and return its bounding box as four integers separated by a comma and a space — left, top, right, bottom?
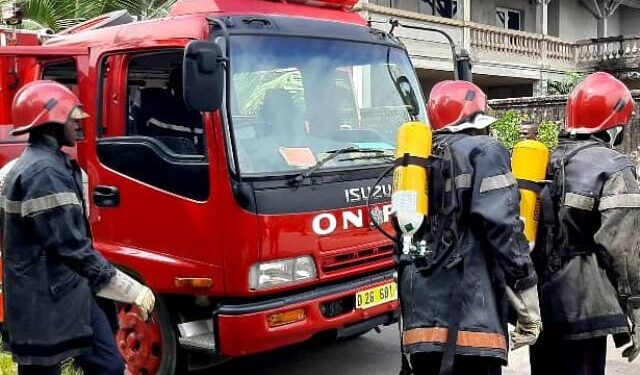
338, 152, 395, 162
289, 146, 388, 185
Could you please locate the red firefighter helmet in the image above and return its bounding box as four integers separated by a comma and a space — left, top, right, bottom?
11, 80, 88, 136
566, 72, 634, 134
428, 80, 494, 132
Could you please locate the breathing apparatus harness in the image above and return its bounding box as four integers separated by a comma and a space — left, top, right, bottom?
537, 136, 605, 282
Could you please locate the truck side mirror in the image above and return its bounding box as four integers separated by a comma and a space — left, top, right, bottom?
183, 40, 225, 112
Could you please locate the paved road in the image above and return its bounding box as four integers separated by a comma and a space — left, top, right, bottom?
206, 325, 639, 375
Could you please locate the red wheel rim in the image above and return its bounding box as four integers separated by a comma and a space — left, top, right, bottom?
117, 304, 163, 375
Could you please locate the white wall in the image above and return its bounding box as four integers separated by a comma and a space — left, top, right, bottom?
471, 0, 495, 26
388, 0, 427, 13
621, 6, 640, 36
471, 0, 537, 32
554, 0, 624, 41
557, 0, 598, 41
371, 0, 441, 16
608, 9, 621, 37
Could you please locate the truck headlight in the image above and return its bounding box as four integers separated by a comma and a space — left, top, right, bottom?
249, 256, 317, 290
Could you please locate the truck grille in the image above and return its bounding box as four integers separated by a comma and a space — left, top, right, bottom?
320, 245, 394, 274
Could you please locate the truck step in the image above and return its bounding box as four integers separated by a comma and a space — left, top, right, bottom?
179, 332, 217, 353
178, 319, 216, 353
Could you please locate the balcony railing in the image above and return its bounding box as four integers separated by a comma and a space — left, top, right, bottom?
576, 36, 640, 67
470, 24, 543, 58
468, 23, 576, 66
546, 38, 575, 63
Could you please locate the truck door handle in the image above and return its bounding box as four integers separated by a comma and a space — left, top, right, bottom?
94, 185, 120, 207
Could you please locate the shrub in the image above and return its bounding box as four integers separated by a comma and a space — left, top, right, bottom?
536, 120, 561, 150
491, 110, 527, 149
0, 350, 82, 374
0, 350, 15, 374
491, 110, 560, 150
548, 71, 585, 95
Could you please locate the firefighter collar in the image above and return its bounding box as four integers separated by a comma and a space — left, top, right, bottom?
28, 134, 60, 152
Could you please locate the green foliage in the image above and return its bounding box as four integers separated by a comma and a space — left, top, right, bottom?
491, 110, 524, 149
0, 0, 177, 31
234, 69, 304, 115
0, 350, 83, 374
233, 69, 354, 117
0, 350, 15, 374
547, 71, 586, 95
2, 340, 83, 374
536, 120, 561, 150
491, 110, 561, 150
112, 0, 177, 20
62, 361, 83, 375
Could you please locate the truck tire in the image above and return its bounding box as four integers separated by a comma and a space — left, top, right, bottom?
117, 297, 185, 375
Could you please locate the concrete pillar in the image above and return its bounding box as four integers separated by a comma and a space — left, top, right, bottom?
461, 0, 471, 50
462, 0, 471, 21
597, 16, 608, 38
533, 79, 548, 97
536, 1, 549, 35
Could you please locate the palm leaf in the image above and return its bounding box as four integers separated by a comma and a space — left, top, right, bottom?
0, 0, 74, 30
0, 0, 177, 31
144, 0, 176, 19
238, 70, 304, 115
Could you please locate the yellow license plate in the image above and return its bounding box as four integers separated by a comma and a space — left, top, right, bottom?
356, 282, 398, 309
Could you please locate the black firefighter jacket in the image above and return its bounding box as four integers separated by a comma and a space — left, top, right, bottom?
0, 135, 115, 366
533, 138, 640, 342
399, 133, 538, 364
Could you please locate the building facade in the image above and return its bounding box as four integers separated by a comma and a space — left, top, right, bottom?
358, 0, 640, 98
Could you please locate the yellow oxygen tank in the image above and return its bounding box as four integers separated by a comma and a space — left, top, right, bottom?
392, 122, 432, 254
512, 140, 550, 250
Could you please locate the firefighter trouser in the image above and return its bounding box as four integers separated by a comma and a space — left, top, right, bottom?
530, 333, 607, 375
75, 298, 125, 375
18, 298, 125, 375
410, 352, 502, 375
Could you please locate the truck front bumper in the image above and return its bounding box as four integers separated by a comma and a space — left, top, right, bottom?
215, 269, 398, 357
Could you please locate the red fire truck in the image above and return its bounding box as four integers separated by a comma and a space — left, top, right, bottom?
0, 0, 429, 373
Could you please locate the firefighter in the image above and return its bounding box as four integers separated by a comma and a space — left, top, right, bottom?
0, 80, 156, 375
398, 80, 541, 375
529, 72, 640, 375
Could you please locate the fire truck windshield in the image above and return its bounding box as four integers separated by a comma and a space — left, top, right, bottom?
229, 35, 426, 175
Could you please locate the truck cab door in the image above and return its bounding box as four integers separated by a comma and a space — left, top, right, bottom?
90, 47, 222, 277
0, 46, 88, 322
